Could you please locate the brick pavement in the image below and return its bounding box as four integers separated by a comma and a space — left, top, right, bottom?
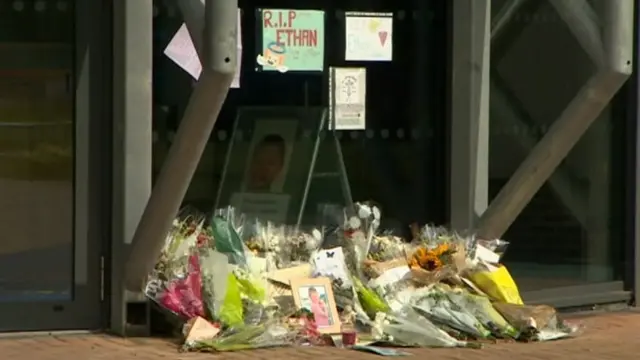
1, 312, 639, 360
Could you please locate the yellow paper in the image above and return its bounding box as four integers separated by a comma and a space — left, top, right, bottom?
267, 264, 312, 285
468, 265, 523, 305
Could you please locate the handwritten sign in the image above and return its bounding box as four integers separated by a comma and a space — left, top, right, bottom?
345, 13, 393, 62
258, 9, 324, 72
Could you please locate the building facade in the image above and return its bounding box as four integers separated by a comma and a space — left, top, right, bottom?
0, 0, 637, 333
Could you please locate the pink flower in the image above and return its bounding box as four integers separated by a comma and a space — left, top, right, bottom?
159, 254, 205, 319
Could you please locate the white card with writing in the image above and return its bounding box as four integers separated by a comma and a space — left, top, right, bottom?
345, 14, 393, 61
329, 67, 367, 130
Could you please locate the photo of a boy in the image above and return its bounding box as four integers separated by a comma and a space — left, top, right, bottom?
247, 134, 286, 192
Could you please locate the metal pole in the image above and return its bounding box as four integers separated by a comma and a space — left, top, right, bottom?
124, 0, 237, 291
111, 0, 153, 334
450, 0, 490, 230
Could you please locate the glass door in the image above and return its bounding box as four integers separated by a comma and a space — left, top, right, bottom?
0, 0, 107, 331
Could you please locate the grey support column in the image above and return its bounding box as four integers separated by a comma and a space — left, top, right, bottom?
124, 0, 237, 291
477, 0, 634, 240
111, 0, 153, 335
450, 0, 491, 230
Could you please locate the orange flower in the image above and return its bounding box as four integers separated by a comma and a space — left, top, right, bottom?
420, 252, 442, 271
409, 245, 455, 271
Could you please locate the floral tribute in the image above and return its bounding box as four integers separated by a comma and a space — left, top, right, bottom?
144, 203, 582, 354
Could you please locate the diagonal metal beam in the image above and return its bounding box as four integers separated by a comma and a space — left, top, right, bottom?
488, 0, 613, 228
491, 0, 529, 40
477, 0, 634, 240
489, 81, 589, 226
549, 0, 605, 67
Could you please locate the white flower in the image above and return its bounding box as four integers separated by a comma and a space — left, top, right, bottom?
312, 228, 322, 241
358, 204, 372, 219
372, 206, 381, 220
348, 216, 361, 229
372, 312, 387, 340
305, 237, 319, 252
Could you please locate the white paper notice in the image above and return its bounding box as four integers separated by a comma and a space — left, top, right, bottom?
329, 67, 366, 130
345, 14, 393, 61
164, 10, 242, 88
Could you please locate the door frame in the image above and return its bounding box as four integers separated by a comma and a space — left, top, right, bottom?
0, 0, 110, 331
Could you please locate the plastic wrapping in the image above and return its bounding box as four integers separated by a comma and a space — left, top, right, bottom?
467, 264, 524, 304
412, 285, 491, 339
446, 288, 518, 338
477, 239, 510, 259
379, 309, 475, 348
492, 302, 582, 341
210, 215, 247, 267
158, 254, 206, 319
146, 207, 211, 320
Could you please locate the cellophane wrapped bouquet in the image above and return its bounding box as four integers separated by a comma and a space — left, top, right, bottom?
145, 207, 209, 320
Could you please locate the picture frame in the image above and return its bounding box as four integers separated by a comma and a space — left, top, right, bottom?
289, 277, 341, 334
214, 106, 328, 226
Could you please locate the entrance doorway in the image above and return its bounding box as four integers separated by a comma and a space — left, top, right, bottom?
0, 0, 109, 331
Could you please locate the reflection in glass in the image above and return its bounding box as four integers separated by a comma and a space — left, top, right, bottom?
151, 1, 447, 234
489, 0, 623, 291
0, 2, 74, 301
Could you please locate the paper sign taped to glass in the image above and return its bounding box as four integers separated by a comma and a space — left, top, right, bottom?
344, 12, 393, 62
257, 9, 325, 72
329, 67, 367, 130
164, 9, 242, 88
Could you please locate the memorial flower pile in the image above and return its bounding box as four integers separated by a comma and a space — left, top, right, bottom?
144, 203, 582, 354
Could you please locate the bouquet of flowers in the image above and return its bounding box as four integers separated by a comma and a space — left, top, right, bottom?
406, 225, 471, 285
341, 203, 382, 275
367, 234, 412, 262
146, 208, 211, 320
373, 308, 478, 348
411, 284, 492, 339
184, 308, 326, 352
492, 302, 582, 341
246, 222, 322, 270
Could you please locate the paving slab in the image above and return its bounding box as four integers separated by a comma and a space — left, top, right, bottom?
0, 312, 638, 360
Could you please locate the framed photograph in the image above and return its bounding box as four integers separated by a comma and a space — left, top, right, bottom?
289, 277, 341, 334
215, 106, 328, 225
242, 119, 297, 193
